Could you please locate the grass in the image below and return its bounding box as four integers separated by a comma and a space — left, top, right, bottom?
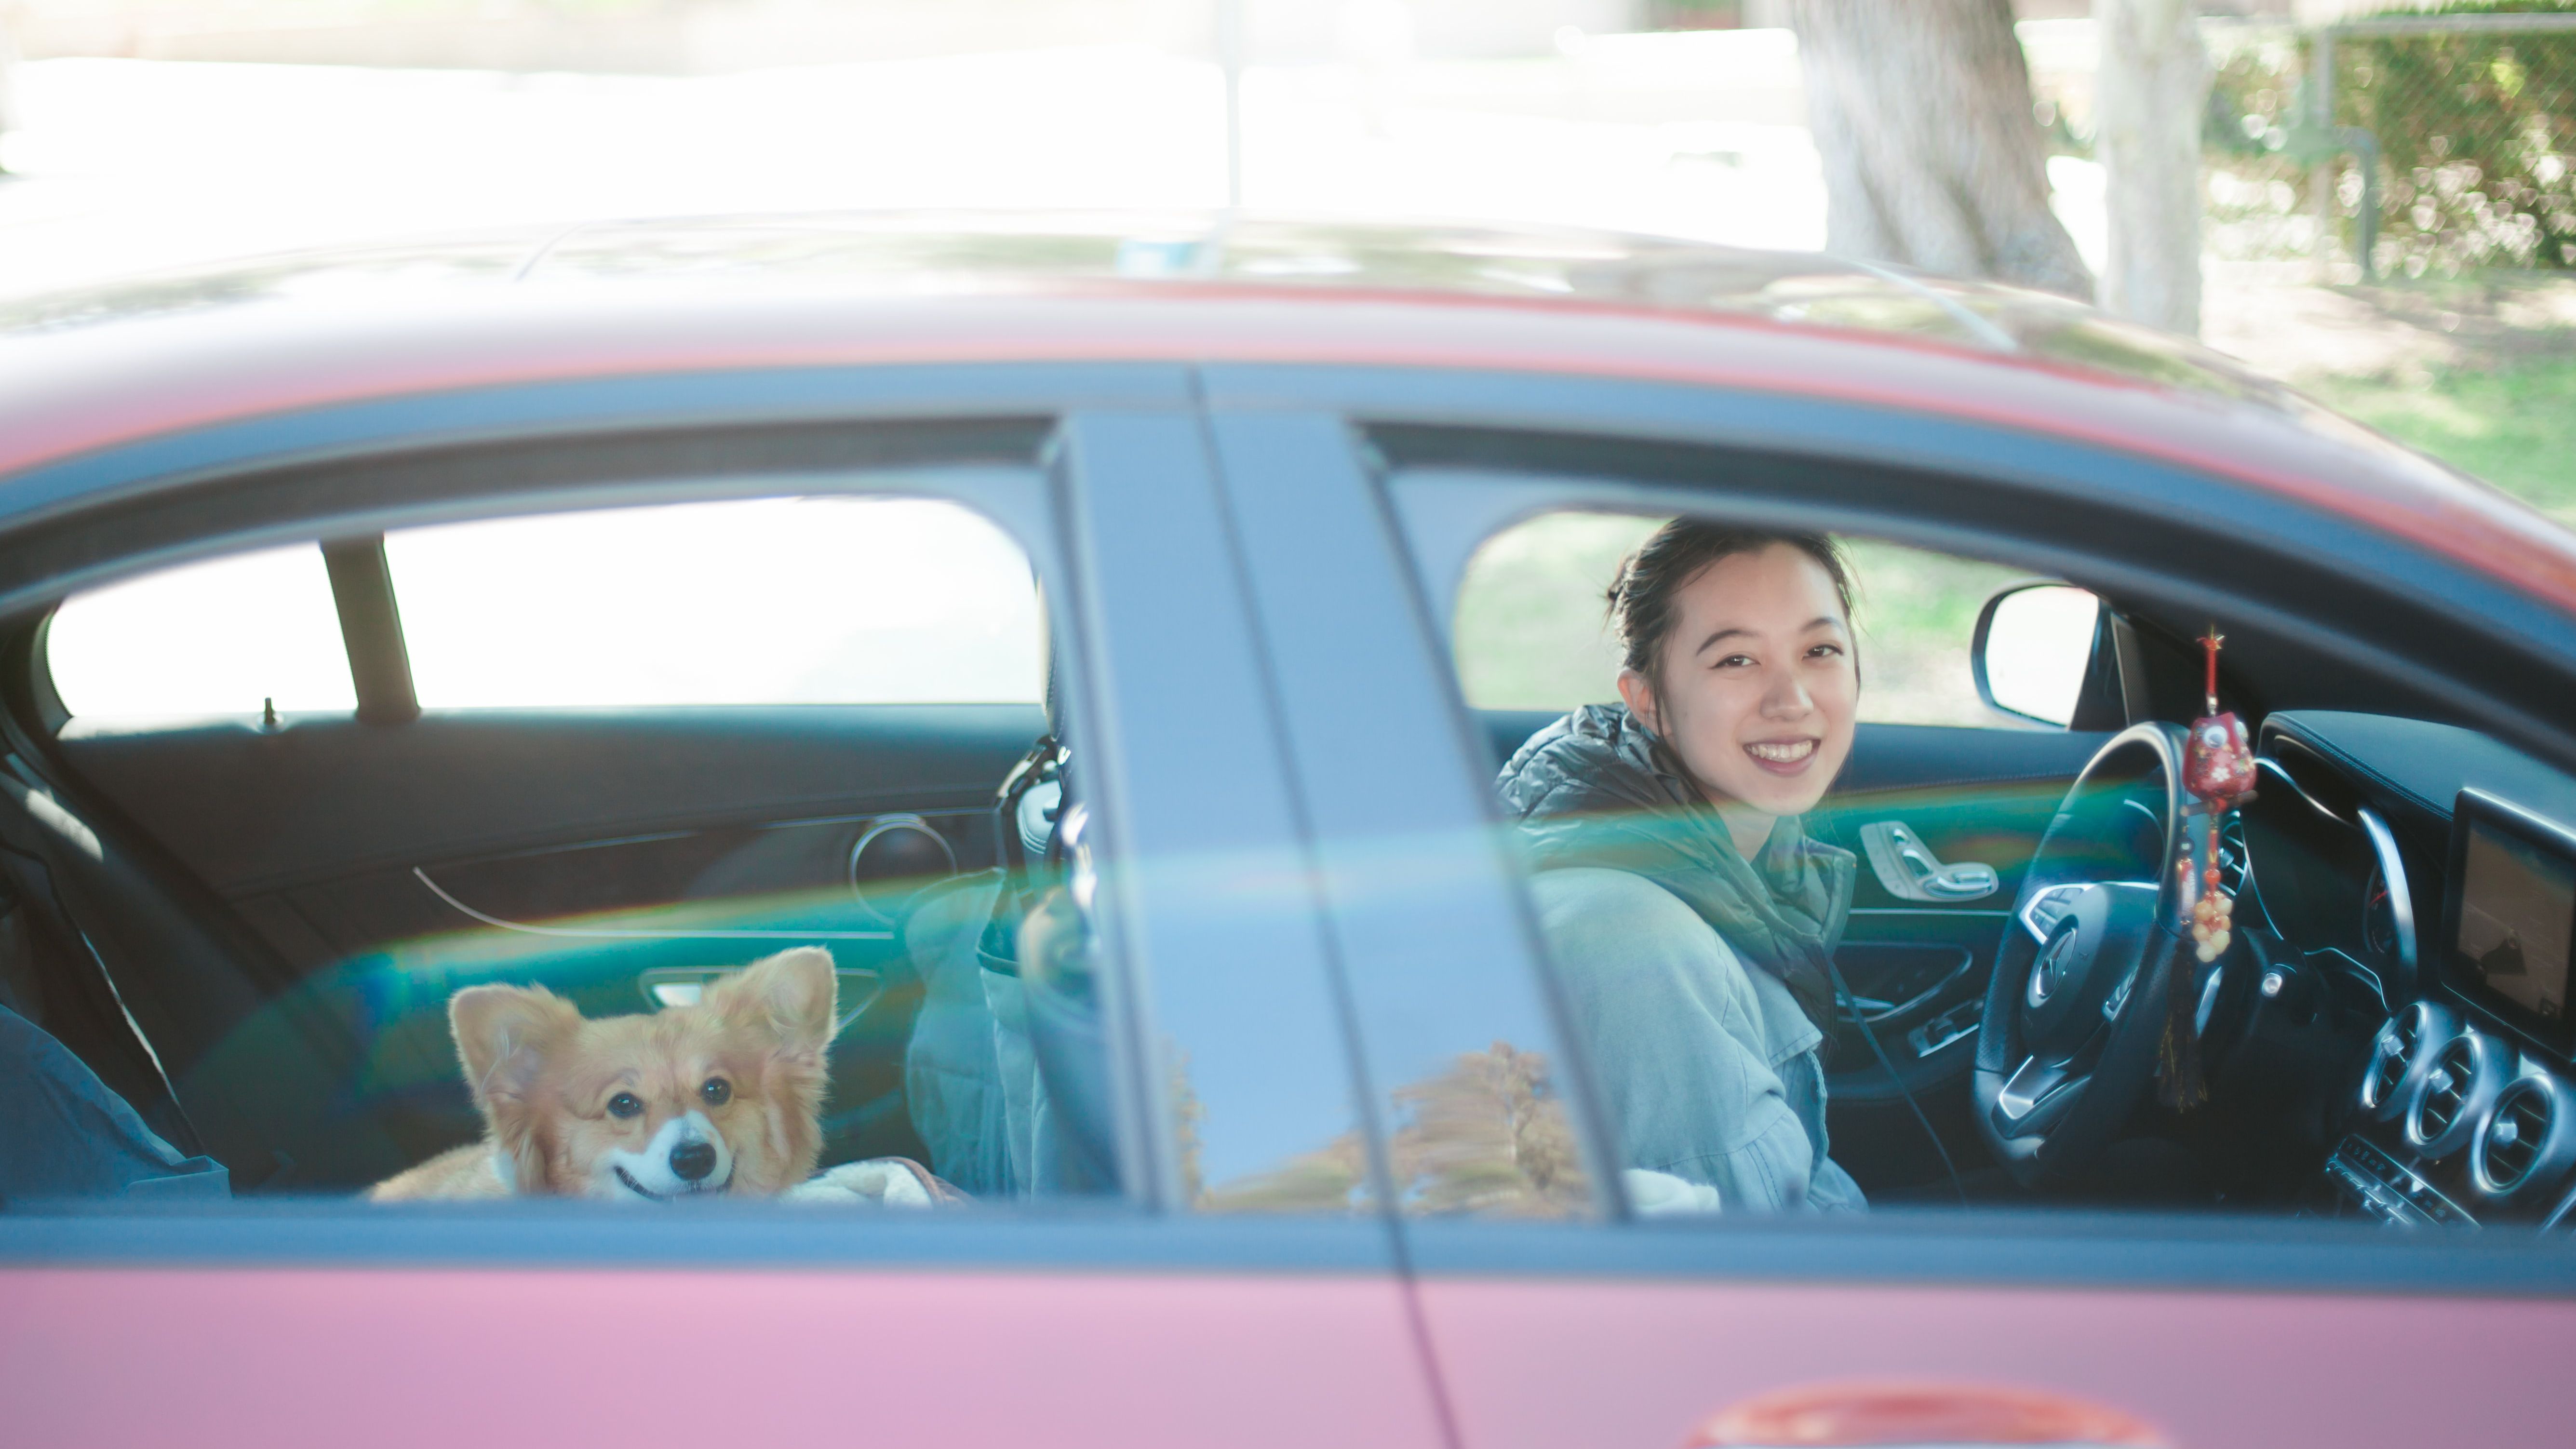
2306, 353, 2576, 527
1452, 515, 2032, 729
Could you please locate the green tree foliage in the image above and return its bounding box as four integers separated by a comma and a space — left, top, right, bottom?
2344, 2, 2576, 271
2208, 4, 2576, 273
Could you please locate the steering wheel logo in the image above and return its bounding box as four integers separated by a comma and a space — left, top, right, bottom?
2028, 926, 2081, 1008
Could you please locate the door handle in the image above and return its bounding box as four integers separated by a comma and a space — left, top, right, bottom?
1859, 821, 1999, 902
641, 966, 883, 1038
1690, 1381, 2166, 1448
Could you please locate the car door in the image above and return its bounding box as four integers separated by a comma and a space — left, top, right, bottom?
0, 373, 1455, 1449
1199, 365, 2576, 1447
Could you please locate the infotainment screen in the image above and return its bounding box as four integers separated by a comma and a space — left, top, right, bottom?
2445, 790, 2576, 1054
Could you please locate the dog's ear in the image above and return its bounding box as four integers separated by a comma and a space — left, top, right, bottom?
708, 947, 837, 1060
449, 984, 578, 1109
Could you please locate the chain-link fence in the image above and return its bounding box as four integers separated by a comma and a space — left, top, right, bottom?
2204, 4, 2576, 279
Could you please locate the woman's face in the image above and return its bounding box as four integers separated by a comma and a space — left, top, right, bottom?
1616, 542, 1858, 828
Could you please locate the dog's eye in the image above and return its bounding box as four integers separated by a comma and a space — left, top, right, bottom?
700, 1077, 732, 1107
606, 1092, 643, 1119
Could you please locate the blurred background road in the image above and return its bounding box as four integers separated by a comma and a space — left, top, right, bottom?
0, 0, 2568, 519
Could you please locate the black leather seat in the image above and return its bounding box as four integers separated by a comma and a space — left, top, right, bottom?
0, 749, 399, 1189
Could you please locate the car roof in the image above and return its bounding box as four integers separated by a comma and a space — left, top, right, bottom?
1, 211, 2570, 613
0, 210, 2308, 398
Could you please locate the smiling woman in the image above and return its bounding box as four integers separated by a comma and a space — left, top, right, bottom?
1600, 525, 1859, 860
1494, 519, 1870, 1216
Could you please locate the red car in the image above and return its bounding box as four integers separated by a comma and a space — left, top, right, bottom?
2, 214, 2573, 1448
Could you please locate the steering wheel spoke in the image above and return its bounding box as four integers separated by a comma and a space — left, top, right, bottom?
2020, 877, 2159, 946
1993, 1051, 2096, 1139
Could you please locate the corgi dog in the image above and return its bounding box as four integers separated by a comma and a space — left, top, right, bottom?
371, 946, 835, 1203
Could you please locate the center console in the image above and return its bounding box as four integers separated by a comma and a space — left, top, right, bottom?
2326, 790, 2576, 1228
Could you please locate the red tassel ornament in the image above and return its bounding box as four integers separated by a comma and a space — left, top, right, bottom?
2182, 631, 2255, 964
2162, 630, 2258, 1111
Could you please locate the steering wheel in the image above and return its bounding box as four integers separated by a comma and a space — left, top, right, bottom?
1974, 722, 2203, 1189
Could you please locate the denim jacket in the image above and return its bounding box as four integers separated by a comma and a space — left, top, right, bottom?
1530, 867, 1864, 1213
1495, 704, 1864, 1215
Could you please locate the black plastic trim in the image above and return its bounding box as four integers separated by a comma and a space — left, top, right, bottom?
1403, 1212, 2576, 1298
14, 1202, 2576, 1299
0, 416, 1052, 621
319, 536, 419, 725
0, 1201, 1396, 1273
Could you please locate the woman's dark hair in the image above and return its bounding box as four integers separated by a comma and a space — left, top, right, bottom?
1606, 520, 1855, 690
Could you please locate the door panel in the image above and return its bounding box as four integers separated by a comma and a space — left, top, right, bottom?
1805, 725, 2107, 1195
6, 1264, 1451, 1449
41, 705, 1043, 1187
1414, 1272, 2566, 1449
54, 705, 1043, 898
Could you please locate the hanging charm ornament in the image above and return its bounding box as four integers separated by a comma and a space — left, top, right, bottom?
2182, 627, 2257, 964
2162, 629, 2258, 1111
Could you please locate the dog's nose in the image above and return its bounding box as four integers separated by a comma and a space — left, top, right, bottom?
670, 1140, 717, 1183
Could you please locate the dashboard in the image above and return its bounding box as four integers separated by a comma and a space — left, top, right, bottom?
2248, 711, 2576, 1229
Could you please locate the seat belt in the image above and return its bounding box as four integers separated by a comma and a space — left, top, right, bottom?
0, 847, 208, 1159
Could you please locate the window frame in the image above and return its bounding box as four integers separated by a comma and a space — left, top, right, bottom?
0, 387, 1368, 1251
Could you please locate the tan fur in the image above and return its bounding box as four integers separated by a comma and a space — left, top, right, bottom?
371, 946, 836, 1202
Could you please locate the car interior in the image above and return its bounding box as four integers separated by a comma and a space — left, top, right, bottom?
0, 471, 1127, 1204
6, 414, 2576, 1236
1458, 495, 2576, 1228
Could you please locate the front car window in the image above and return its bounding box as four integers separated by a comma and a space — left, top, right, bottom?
1455, 509, 2052, 1215
1383, 399, 2576, 1247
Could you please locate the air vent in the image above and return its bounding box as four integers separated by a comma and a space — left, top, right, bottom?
2473, 1075, 2576, 1205
2408, 1031, 2510, 1159
2361, 1002, 2455, 1123
2362, 1015, 2416, 1112
2482, 1085, 2549, 1191
2415, 1041, 2471, 1141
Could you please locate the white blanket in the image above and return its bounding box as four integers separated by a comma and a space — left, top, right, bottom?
785, 1158, 952, 1208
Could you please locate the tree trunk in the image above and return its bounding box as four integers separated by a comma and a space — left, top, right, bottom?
2093, 0, 2209, 335
1790, 0, 2093, 299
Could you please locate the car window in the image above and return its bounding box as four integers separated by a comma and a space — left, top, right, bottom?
1445, 506, 2058, 1218
1455, 511, 2046, 728
386, 496, 1043, 707
1386, 458, 2162, 1221
9, 480, 1134, 1218
47, 543, 357, 719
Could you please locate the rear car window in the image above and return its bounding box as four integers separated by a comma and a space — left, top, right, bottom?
386, 496, 1043, 707
13, 482, 1116, 1216
48, 544, 357, 719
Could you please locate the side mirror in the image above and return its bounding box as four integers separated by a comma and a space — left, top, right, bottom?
1972, 583, 2101, 727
